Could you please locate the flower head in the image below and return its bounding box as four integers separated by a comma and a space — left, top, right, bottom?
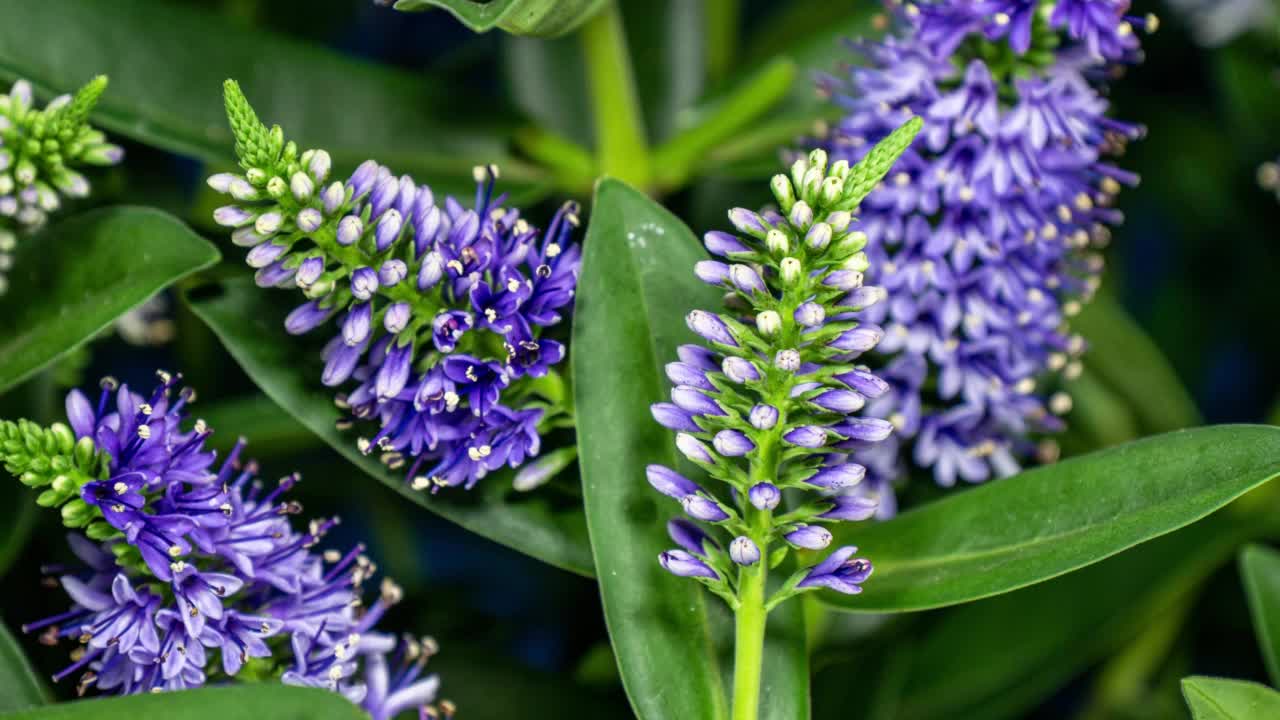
3, 372, 445, 716
0, 76, 123, 294
812, 0, 1150, 506
211, 81, 579, 492
648, 119, 922, 605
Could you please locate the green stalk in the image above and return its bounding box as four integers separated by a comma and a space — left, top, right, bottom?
733, 432, 780, 720
579, 1, 651, 189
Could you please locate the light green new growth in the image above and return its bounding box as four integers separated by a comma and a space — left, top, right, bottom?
0, 418, 113, 537
46, 75, 108, 139
223, 79, 291, 176
833, 114, 923, 209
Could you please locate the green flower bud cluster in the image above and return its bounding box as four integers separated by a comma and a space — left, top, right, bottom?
0, 418, 114, 538
0, 75, 122, 294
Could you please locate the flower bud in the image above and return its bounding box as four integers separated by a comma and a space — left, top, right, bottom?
775, 349, 801, 372
756, 310, 782, 337
788, 200, 813, 230
375, 209, 403, 251
342, 303, 373, 346
675, 433, 714, 464
290, 172, 314, 202
671, 387, 726, 416
805, 223, 832, 251
296, 208, 323, 233
843, 252, 870, 273
266, 176, 287, 198
819, 495, 879, 521
748, 483, 781, 511
823, 270, 864, 291
322, 182, 345, 215
295, 257, 325, 287
695, 260, 730, 285
379, 259, 408, 287
780, 257, 802, 286
830, 325, 884, 353
730, 536, 761, 566
660, 551, 719, 580
245, 242, 285, 269
704, 231, 751, 257
687, 310, 737, 347
667, 362, 713, 390
770, 174, 796, 212
418, 251, 444, 290
383, 302, 412, 334
712, 429, 755, 457
794, 302, 825, 327
722, 356, 760, 384
749, 404, 779, 430
683, 494, 730, 523
213, 205, 253, 228
819, 176, 844, 206
765, 229, 789, 255
728, 208, 767, 238
336, 215, 363, 246
729, 264, 766, 294
229, 177, 258, 201
309, 150, 332, 183
785, 525, 832, 550
784, 425, 827, 448
350, 267, 379, 301
804, 463, 866, 489
811, 389, 865, 413
827, 211, 852, 232
807, 148, 828, 175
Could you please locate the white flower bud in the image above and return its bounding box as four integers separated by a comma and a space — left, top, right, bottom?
765, 229, 789, 255
266, 176, 287, 198
780, 257, 802, 286
756, 310, 782, 337
290, 172, 314, 202
770, 174, 796, 212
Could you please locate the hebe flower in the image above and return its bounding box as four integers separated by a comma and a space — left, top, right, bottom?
211, 81, 579, 492
0, 371, 448, 718
813, 0, 1152, 505
0, 76, 122, 294
648, 117, 921, 610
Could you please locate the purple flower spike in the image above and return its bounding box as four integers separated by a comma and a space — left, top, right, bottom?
730, 536, 761, 566
805, 463, 866, 490
646, 465, 699, 499
798, 546, 872, 594
712, 429, 755, 457
785, 525, 833, 550
819, 495, 879, 521
748, 483, 780, 511
660, 550, 720, 580
680, 493, 729, 522
784, 426, 827, 448
686, 310, 737, 347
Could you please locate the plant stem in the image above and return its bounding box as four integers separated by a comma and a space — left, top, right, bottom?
733, 433, 779, 720
579, 1, 651, 190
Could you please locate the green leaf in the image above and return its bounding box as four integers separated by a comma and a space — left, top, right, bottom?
0, 620, 48, 712
573, 178, 811, 719
184, 276, 594, 577
0, 207, 220, 394
1073, 295, 1202, 433
816, 510, 1256, 720
822, 425, 1280, 612
1241, 544, 1280, 686
1182, 676, 1280, 719
0, 685, 367, 719
572, 177, 731, 720
197, 394, 318, 458
393, 0, 608, 37
0, 0, 547, 199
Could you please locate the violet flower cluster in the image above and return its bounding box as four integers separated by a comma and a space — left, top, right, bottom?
0, 372, 448, 719
211, 81, 579, 492
814, 0, 1152, 508
0, 76, 123, 294
649, 118, 921, 608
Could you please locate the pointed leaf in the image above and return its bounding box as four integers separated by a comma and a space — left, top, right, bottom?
574, 178, 813, 718
1182, 676, 1280, 719
823, 425, 1280, 612
393, 0, 608, 37
0, 685, 367, 719
0, 207, 219, 394
573, 177, 731, 720
184, 276, 593, 577
1241, 544, 1280, 686
817, 510, 1258, 720
0, 0, 547, 199
0, 621, 47, 712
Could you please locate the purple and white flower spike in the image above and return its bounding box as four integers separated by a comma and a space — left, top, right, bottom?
0, 372, 450, 716
213, 81, 580, 493
812, 0, 1153, 508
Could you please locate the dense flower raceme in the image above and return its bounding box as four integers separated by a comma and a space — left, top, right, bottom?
0, 76, 123, 294
813, 0, 1153, 508
0, 372, 450, 719
649, 118, 921, 605
211, 81, 579, 492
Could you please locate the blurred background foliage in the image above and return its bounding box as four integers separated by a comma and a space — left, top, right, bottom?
0, 0, 1277, 717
